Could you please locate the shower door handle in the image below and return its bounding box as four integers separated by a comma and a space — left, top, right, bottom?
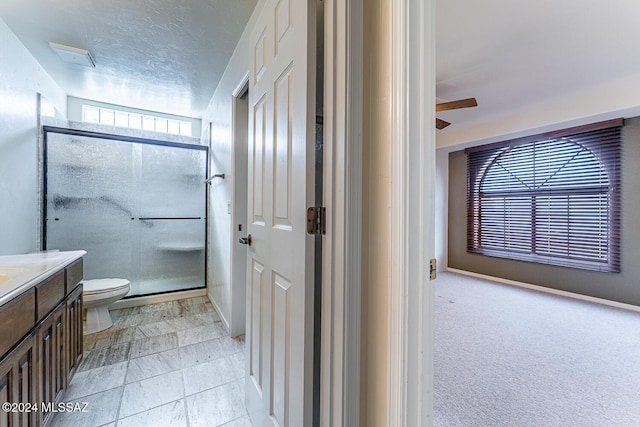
239, 234, 252, 246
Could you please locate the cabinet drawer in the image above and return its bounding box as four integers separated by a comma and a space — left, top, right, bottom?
66, 258, 83, 291
0, 289, 35, 359
36, 270, 65, 321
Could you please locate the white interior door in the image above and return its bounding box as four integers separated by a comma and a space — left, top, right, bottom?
244, 0, 317, 425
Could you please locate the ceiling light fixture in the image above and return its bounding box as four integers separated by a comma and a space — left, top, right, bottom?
49, 42, 95, 68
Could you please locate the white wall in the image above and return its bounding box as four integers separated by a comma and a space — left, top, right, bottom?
435, 149, 448, 271
201, 1, 264, 334
436, 75, 640, 153
0, 18, 66, 255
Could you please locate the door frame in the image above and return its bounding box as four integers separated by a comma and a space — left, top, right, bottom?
320, 0, 363, 426
387, 0, 435, 425
321, 0, 434, 425
229, 74, 250, 337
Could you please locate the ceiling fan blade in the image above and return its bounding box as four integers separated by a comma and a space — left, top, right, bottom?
436, 97, 478, 112
436, 118, 451, 130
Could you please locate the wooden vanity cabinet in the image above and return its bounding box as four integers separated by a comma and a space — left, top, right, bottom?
0, 289, 36, 359
34, 271, 65, 322
65, 284, 83, 384
0, 333, 37, 427
37, 302, 66, 427
65, 260, 83, 296
0, 256, 84, 427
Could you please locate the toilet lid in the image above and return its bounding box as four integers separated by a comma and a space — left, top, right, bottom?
82, 278, 130, 294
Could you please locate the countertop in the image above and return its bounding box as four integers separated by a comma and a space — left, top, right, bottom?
0, 250, 86, 306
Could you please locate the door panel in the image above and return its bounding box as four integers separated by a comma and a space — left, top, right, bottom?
252, 96, 267, 225
275, 0, 292, 51
273, 67, 294, 230
249, 259, 265, 393
271, 273, 291, 425
254, 30, 267, 84
245, 0, 316, 425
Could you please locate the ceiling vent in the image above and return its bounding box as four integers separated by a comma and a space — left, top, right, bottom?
49, 42, 95, 68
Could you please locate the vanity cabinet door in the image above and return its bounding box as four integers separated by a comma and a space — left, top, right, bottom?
37, 303, 66, 427
65, 284, 83, 383
0, 334, 37, 427
0, 289, 36, 361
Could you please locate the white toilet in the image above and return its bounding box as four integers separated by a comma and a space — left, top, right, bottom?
82, 278, 130, 334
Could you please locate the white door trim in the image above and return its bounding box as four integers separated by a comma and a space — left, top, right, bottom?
229, 73, 249, 337
320, 0, 363, 426
388, 0, 435, 425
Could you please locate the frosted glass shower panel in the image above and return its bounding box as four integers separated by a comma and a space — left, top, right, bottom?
138, 144, 207, 219
45, 133, 134, 281
130, 219, 206, 296
44, 128, 208, 297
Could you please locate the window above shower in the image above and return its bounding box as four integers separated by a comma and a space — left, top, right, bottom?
82, 105, 193, 136
66, 96, 202, 138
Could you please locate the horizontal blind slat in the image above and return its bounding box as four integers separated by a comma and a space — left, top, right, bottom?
467, 124, 621, 272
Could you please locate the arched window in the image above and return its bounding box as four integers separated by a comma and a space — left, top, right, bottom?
466, 120, 622, 272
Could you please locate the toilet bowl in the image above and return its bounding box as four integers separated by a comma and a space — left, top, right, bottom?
82, 278, 130, 334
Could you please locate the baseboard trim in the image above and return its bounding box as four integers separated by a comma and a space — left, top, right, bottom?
446, 268, 640, 314
110, 288, 208, 310
208, 292, 230, 334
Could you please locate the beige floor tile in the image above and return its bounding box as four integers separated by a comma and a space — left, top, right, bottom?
126, 348, 181, 384
69, 297, 248, 426
83, 329, 111, 351
176, 323, 226, 347
88, 326, 138, 350
79, 342, 131, 371
179, 338, 226, 368
65, 361, 128, 400
137, 301, 176, 314
133, 328, 147, 340
175, 299, 210, 317
49, 387, 123, 427
218, 335, 245, 355
185, 381, 247, 427
220, 416, 253, 427
138, 320, 177, 338
137, 310, 173, 325
167, 313, 217, 331
112, 312, 149, 329
226, 351, 245, 380
117, 400, 188, 427
111, 306, 141, 319
119, 370, 184, 418
130, 333, 178, 359
182, 357, 236, 395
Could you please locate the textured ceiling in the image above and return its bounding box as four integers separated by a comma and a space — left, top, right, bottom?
0, 0, 258, 118
2, 0, 639, 131
436, 0, 640, 144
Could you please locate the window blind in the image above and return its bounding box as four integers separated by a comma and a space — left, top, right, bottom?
466, 119, 622, 272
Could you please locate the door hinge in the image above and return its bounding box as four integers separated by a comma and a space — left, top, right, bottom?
429, 258, 437, 280
306, 207, 326, 235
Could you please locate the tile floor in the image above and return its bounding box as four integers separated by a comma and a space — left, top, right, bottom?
51, 297, 251, 427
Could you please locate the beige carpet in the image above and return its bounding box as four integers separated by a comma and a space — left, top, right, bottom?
434, 271, 640, 427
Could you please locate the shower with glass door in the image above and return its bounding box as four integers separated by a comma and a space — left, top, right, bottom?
43, 127, 208, 297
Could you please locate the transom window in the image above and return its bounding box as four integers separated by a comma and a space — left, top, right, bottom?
82, 105, 193, 137
466, 120, 622, 272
